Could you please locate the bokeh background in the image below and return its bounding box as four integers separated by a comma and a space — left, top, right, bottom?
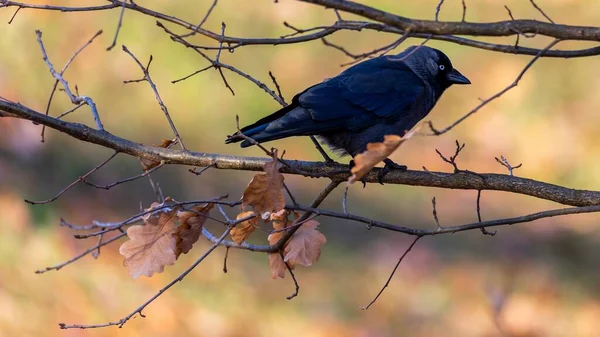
1, 0, 600, 336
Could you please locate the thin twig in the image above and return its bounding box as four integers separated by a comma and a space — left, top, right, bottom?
223, 247, 229, 273
122, 46, 187, 150
106, 0, 126, 50
189, 163, 216, 176
268, 71, 286, 105
83, 162, 164, 190
38, 29, 104, 140
495, 155, 522, 176
477, 190, 496, 235
35, 232, 126, 273
7, 6, 20, 23
60, 224, 235, 329
283, 182, 298, 206
431, 197, 442, 230
434, 0, 445, 21
342, 185, 349, 214
281, 251, 300, 300
361, 236, 421, 310
529, 0, 554, 23
180, 0, 218, 38
24, 152, 118, 204
428, 39, 560, 135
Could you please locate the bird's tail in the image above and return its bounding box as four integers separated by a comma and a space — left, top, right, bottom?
225, 103, 299, 147
225, 124, 269, 148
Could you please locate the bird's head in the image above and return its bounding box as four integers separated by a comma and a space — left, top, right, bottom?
396, 45, 470, 91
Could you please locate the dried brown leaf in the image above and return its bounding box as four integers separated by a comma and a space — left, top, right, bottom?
229, 211, 258, 245
283, 220, 326, 268
269, 209, 289, 230
139, 139, 174, 171
348, 127, 420, 184
119, 201, 178, 279
267, 229, 287, 279
268, 252, 287, 279
242, 151, 285, 216
175, 203, 214, 257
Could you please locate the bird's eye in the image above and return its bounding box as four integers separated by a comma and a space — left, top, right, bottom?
439, 65, 445, 71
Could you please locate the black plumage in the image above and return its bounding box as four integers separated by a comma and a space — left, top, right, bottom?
226, 45, 470, 158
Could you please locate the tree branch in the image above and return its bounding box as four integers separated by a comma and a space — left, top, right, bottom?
2, 100, 600, 207
297, 0, 600, 41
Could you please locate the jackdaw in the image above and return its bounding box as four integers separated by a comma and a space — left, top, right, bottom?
226, 45, 470, 178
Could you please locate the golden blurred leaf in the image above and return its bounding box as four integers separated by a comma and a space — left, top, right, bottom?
283, 220, 326, 268
175, 203, 214, 257
229, 211, 258, 245
139, 139, 174, 171
348, 126, 420, 184
242, 151, 285, 216
119, 200, 178, 279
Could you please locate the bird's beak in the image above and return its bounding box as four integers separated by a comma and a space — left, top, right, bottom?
447, 68, 471, 85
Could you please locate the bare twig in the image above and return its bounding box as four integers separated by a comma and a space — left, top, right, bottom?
180, 0, 218, 38
361, 236, 421, 310
281, 251, 300, 300
223, 247, 229, 273
434, 140, 468, 174
529, 0, 554, 24
35, 232, 126, 273
83, 162, 165, 190
122, 46, 187, 150
7, 6, 20, 23
434, 0, 445, 21
189, 163, 216, 176
268, 71, 286, 105
505, 6, 520, 47
106, 0, 126, 50
36, 30, 105, 133
495, 155, 522, 176
342, 185, 349, 214
60, 224, 235, 329
428, 39, 560, 135
283, 182, 298, 206
431, 197, 442, 230
24, 152, 118, 204
477, 190, 496, 236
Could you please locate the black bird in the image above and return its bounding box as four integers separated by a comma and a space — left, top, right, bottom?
226, 45, 470, 177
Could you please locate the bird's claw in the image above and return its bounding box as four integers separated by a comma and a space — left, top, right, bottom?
378, 159, 407, 184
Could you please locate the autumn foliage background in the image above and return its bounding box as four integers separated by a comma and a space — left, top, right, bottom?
1, 0, 600, 336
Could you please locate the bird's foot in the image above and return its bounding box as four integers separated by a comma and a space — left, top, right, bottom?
378, 158, 407, 184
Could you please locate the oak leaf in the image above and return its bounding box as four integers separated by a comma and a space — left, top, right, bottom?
242, 151, 285, 217
283, 220, 326, 268
175, 203, 214, 257
139, 139, 174, 171
229, 211, 258, 245
269, 209, 289, 230
267, 228, 287, 279
119, 201, 179, 279
348, 126, 420, 184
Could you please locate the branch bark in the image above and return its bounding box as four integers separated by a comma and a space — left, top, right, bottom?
298, 0, 600, 41
2, 99, 599, 207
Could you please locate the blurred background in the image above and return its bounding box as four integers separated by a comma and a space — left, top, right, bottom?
1, 0, 600, 336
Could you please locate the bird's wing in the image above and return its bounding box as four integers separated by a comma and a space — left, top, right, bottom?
298, 62, 425, 130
